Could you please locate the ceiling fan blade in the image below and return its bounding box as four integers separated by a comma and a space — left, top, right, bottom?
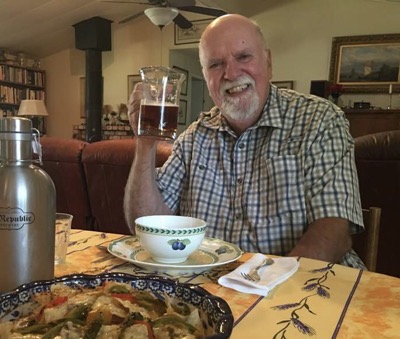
173, 13, 193, 29
178, 6, 227, 17
166, 0, 195, 6
119, 11, 145, 24
101, 0, 149, 4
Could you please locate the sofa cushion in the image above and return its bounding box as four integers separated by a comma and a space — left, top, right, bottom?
82, 139, 172, 235
39, 137, 93, 230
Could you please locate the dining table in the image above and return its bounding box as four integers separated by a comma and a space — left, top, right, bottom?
55, 229, 400, 338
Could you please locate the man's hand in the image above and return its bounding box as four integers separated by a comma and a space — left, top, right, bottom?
127, 82, 143, 136
128, 82, 161, 146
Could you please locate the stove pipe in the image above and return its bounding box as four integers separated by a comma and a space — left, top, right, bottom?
73, 17, 112, 142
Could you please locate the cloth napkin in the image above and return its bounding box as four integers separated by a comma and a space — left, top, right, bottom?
218, 253, 300, 296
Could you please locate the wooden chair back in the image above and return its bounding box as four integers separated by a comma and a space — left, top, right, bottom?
352, 207, 381, 272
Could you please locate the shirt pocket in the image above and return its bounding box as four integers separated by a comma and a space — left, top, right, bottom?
189, 156, 226, 194
248, 154, 305, 219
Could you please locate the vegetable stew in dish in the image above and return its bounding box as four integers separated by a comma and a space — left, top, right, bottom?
0, 281, 203, 338
0, 273, 233, 339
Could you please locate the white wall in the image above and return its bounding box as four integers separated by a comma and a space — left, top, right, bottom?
42, 0, 400, 138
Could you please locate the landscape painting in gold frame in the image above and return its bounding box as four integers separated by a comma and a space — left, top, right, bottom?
329, 33, 400, 93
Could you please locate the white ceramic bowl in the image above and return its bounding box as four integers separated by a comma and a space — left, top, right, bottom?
135, 215, 207, 264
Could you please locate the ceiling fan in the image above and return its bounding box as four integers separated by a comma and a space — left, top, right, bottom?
101, 0, 227, 28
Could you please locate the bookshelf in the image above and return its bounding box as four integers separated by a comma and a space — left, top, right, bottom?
0, 63, 46, 129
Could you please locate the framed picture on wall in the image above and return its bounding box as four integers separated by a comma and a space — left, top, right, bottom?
127, 74, 141, 100
272, 81, 294, 89
172, 66, 188, 96
329, 33, 400, 93
179, 99, 187, 125
80, 77, 85, 118
174, 19, 213, 45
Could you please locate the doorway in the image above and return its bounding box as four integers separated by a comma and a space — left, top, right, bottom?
190, 76, 205, 122
190, 75, 213, 123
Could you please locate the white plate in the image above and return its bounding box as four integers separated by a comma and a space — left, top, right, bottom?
108, 236, 243, 274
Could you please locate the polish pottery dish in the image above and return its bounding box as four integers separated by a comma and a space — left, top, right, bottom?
0, 273, 233, 338
135, 215, 207, 264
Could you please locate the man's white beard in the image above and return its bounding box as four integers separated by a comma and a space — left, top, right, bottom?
219, 76, 260, 121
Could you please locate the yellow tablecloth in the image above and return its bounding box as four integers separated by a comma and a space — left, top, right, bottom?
56, 230, 400, 338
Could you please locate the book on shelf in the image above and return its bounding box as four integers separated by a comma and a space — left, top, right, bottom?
0, 63, 44, 87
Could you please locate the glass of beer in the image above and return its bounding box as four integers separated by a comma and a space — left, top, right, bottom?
138, 66, 186, 140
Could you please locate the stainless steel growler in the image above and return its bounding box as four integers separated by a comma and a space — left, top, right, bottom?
0, 117, 56, 293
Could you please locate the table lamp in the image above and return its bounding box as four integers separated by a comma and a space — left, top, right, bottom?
17, 99, 48, 134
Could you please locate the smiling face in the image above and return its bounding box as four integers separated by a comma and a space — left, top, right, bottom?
199, 15, 272, 128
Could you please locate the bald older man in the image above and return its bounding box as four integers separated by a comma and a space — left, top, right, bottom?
124, 14, 364, 268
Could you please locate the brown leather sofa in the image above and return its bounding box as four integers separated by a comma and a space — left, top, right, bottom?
40, 131, 400, 278
354, 130, 400, 278
39, 137, 93, 230
82, 139, 172, 234
39, 137, 172, 234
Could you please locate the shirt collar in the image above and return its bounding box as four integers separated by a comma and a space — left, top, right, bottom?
256, 84, 284, 129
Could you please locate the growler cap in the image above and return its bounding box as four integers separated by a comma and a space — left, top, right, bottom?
0, 117, 33, 161
0, 117, 32, 141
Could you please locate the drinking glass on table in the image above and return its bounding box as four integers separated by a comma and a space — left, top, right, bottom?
54, 213, 73, 264
138, 66, 186, 140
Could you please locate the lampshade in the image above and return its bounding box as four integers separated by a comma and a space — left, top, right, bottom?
17, 100, 48, 117
144, 7, 179, 28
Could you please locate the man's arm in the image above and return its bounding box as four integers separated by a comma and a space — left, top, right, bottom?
123, 139, 172, 233
288, 217, 352, 263
123, 84, 172, 233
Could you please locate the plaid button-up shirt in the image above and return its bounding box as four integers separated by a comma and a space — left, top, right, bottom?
156, 85, 364, 268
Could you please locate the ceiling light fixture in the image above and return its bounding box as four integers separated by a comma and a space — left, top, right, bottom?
144, 7, 179, 29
